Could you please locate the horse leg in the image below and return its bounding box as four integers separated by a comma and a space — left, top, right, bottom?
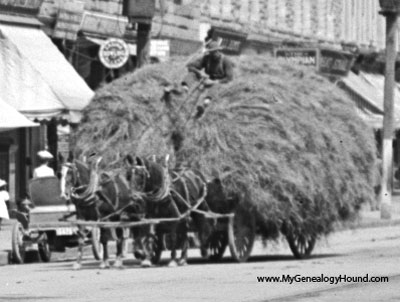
140, 225, 155, 268
73, 226, 85, 270
178, 222, 189, 266
200, 219, 211, 258
99, 228, 110, 269
168, 223, 179, 267
134, 226, 146, 261
114, 228, 125, 269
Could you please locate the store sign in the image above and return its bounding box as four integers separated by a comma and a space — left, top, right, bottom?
275, 48, 354, 77
210, 27, 247, 55
99, 38, 130, 69
126, 39, 170, 61
275, 49, 317, 66
0, 0, 43, 15
319, 49, 354, 76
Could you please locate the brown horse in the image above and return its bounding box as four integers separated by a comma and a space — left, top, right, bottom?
61, 156, 142, 269
124, 154, 210, 266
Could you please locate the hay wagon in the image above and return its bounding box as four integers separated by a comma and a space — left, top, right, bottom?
10, 176, 79, 264
68, 195, 255, 264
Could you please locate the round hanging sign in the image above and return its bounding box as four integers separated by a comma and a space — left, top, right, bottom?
99, 38, 130, 69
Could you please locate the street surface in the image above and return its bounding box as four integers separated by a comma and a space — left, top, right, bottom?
0, 225, 399, 302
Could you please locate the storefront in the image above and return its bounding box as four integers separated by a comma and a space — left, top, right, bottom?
337, 71, 400, 164
0, 100, 38, 202
0, 14, 94, 202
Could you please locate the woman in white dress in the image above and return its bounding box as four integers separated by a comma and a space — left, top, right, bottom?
0, 179, 10, 230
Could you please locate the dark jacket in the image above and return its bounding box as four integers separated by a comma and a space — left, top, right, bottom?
187, 53, 234, 83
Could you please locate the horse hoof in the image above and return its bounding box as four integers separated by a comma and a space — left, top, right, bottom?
100, 261, 111, 269
141, 259, 152, 268
168, 260, 178, 268
114, 259, 124, 269
178, 259, 187, 266
73, 262, 82, 270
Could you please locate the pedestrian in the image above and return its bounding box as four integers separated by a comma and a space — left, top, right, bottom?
33, 150, 55, 179
0, 179, 10, 230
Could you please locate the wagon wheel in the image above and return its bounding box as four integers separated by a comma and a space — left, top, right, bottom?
91, 227, 104, 261
11, 221, 26, 264
286, 232, 316, 259
38, 233, 51, 262
228, 205, 256, 263
207, 231, 228, 261
142, 233, 163, 264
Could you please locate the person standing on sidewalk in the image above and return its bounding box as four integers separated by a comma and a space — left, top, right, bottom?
0, 179, 10, 230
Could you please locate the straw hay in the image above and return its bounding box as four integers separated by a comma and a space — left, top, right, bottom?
72, 55, 377, 239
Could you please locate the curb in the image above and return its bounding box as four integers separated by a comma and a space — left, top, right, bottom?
352, 217, 400, 229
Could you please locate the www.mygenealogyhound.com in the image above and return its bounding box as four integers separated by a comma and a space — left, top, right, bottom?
256, 274, 389, 285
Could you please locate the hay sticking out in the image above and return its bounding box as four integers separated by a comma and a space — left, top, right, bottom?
73, 55, 377, 239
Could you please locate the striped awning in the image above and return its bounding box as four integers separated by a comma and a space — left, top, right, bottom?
0, 98, 38, 131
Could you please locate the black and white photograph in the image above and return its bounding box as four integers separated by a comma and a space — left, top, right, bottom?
0, 0, 399, 301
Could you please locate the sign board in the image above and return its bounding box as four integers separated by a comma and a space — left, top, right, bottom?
81, 11, 128, 38
53, 0, 85, 41
124, 39, 170, 61
0, 0, 43, 15
275, 48, 354, 77
275, 49, 318, 66
150, 40, 170, 60
319, 49, 354, 77
210, 26, 248, 55
99, 38, 130, 69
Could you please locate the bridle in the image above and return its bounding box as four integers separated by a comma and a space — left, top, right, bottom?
126, 158, 171, 203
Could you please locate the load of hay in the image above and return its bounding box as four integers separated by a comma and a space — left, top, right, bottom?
72, 55, 377, 239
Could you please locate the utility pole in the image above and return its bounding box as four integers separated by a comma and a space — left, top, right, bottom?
122, 0, 157, 69
136, 22, 152, 68
379, 1, 400, 219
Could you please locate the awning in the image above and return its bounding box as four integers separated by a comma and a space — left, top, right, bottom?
0, 24, 94, 123
338, 71, 400, 129
0, 98, 38, 132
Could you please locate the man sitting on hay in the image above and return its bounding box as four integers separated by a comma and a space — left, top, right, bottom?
164, 41, 235, 117
183, 41, 234, 110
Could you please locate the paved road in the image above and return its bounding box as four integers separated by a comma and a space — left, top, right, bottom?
0, 225, 399, 302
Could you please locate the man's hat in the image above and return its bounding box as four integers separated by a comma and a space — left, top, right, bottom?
37, 150, 53, 159
205, 41, 224, 52
0, 179, 6, 187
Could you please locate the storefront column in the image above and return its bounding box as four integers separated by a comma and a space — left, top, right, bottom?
8, 144, 18, 203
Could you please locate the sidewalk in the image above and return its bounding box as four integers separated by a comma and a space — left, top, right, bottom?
1, 198, 400, 266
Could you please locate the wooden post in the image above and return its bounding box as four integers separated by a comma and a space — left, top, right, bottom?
380, 12, 398, 219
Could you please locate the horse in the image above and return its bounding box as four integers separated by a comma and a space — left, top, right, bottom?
124, 154, 210, 266
61, 156, 144, 269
